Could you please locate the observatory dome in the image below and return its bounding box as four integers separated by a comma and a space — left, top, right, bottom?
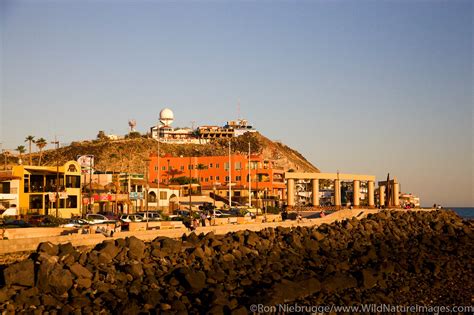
159, 108, 174, 125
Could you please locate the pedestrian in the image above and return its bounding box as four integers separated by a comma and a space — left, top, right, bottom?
200, 212, 207, 227
207, 212, 212, 226
192, 218, 199, 231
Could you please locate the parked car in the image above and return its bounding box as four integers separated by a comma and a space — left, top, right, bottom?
228, 208, 256, 218
120, 214, 144, 223
137, 212, 162, 221
86, 214, 111, 224
98, 212, 120, 221
60, 218, 90, 228
213, 210, 231, 218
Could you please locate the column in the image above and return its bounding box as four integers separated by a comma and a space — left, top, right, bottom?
393, 182, 400, 207
311, 179, 320, 206
334, 179, 341, 207
379, 186, 385, 206
353, 180, 360, 207
287, 178, 295, 207
368, 181, 375, 208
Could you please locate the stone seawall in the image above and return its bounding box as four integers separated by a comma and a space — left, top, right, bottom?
0, 210, 472, 313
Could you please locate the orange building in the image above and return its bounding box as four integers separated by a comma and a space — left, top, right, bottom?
149, 154, 285, 207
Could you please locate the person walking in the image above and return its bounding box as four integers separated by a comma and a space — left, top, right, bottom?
200, 212, 207, 227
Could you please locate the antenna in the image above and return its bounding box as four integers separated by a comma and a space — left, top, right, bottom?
237, 99, 241, 120
190, 120, 196, 130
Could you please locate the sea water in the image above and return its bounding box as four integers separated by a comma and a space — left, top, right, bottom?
448, 207, 474, 219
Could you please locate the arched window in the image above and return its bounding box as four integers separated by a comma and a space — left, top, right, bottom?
149, 191, 156, 202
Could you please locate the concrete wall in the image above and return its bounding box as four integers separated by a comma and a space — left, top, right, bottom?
0, 209, 435, 255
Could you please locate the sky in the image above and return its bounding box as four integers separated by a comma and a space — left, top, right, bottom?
0, 0, 472, 207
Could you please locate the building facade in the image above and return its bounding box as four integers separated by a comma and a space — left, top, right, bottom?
149, 154, 285, 207
11, 161, 82, 218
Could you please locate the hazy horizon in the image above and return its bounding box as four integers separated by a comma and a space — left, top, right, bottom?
1, 0, 472, 207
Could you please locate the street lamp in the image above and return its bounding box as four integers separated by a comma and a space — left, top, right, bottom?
156, 120, 162, 212
51, 139, 60, 217
144, 158, 151, 230
189, 155, 192, 214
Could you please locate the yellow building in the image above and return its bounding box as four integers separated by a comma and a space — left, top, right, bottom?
12, 161, 82, 218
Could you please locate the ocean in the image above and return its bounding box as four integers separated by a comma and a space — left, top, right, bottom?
448, 207, 474, 219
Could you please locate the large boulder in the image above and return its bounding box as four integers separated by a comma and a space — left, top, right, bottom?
3, 259, 35, 287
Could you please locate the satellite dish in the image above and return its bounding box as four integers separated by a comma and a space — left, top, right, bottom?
128, 119, 137, 132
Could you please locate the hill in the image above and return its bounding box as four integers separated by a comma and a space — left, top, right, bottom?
5, 133, 319, 174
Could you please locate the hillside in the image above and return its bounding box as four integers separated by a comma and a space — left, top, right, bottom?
5, 133, 319, 173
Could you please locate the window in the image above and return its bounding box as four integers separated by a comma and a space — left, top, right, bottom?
180, 166, 184, 171
162, 166, 166, 171
66, 176, 80, 188
154, 166, 158, 171
216, 163, 219, 169
24, 176, 29, 193
66, 196, 77, 208
210, 176, 213, 180
0, 182, 10, 194
209, 163, 213, 168
188, 165, 193, 170
148, 191, 156, 202
205, 178, 209, 182
235, 162, 242, 170
225, 176, 229, 182
160, 191, 167, 200
216, 176, 220, 181
224, 162, 229, 170
29, 195, 43, 210
236, 176, 241, 181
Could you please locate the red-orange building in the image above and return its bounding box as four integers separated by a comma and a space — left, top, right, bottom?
149, 154, 285, 207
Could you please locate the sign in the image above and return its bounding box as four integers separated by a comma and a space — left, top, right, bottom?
129, 192, 144, 200
77, 155, 94, 174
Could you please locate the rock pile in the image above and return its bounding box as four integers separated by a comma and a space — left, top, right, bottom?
1, 210, 472, 313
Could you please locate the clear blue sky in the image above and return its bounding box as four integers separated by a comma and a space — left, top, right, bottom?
1, 0, 472, 206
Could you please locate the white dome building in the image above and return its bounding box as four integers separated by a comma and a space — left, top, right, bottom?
159, 108, 174, 126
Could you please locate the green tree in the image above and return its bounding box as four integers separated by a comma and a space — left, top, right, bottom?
196, 163, 208, 183
35, 138, 47, 166
170, 176, 198, 185
15, 145, 26, 164
24, 135, 35, 165
166, 168, 183, 182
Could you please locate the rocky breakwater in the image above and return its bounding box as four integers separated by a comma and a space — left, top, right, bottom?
0, 210, 472, 314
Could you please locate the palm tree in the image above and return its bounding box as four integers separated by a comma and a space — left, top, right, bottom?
35, 138, 47, 166
166, 168, 183, 183
196, 163, 208, 184
15, 145, 26, 164
25, 135, 35, 165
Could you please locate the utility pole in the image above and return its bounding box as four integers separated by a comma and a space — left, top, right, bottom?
228, 140, 232, 209
189, 155, 192, 214
90, 156, 94, 215
144, 158, 150, 230
156, 120, 161, 212
248, 142, 251, 207
51, 138, 60, 218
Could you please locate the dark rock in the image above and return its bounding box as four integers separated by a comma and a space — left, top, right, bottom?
127, 237, 145, 260
322, 273, 358, 293
69, 263, 93, 279
261, 278, 321, 305
4, 259, 35, 287
37, 242, 59, 256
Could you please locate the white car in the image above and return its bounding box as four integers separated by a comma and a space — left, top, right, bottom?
213, 210, 230, 218
60, 218, 90, 228
137, 212, 162, 221
120, 214, 144, 223
86, 214, 110, 224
